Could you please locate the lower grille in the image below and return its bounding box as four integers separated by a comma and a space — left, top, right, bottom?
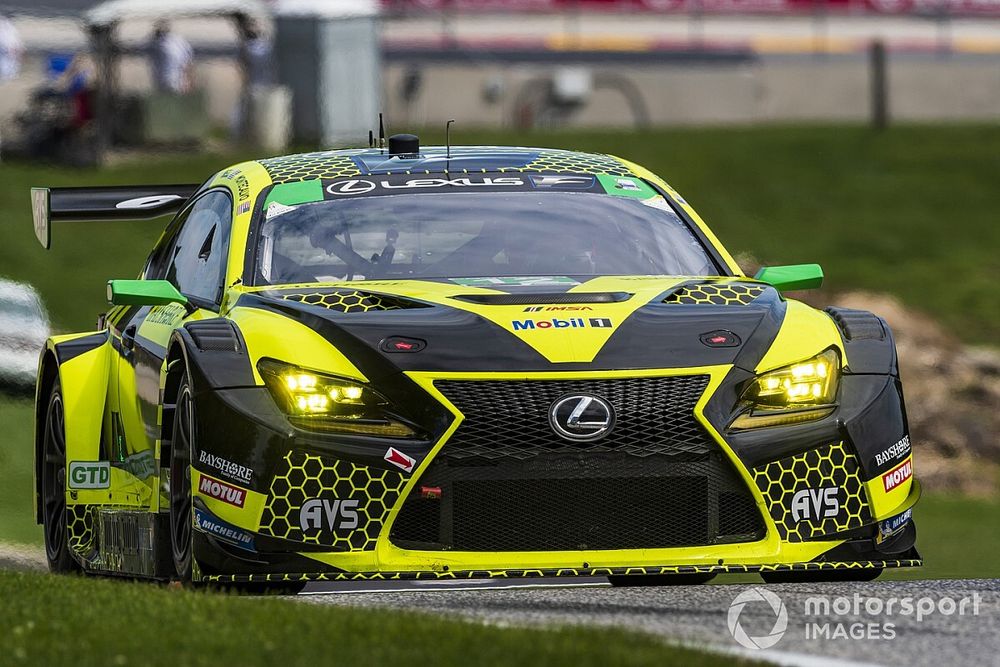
391, 377, 764, 552
392, 453, 763, 551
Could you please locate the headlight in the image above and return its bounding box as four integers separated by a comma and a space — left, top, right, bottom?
258, 359, 416, 438
731, 349, 839, 429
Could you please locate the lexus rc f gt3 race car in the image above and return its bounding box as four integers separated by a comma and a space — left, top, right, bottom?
29, 135, 920, 589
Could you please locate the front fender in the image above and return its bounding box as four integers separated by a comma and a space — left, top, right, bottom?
34, 331, 111, 522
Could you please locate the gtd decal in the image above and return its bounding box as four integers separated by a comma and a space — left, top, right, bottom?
68, 461, 110, 489
875, 435, 911, 467
299, 498, 360, 532
882, 459, 913, 492
198, 473, 246, 508
790, 487, 840, 522
512, 317, 613, 331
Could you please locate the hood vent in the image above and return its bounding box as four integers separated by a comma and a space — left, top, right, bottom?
664, 283, 766, 306
279, 290, 430, 313
453, 292, 631, 306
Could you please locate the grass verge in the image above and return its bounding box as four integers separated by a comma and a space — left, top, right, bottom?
0, 570, 754, 667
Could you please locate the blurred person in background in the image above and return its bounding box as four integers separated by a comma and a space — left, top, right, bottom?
0, 12, 23, 82
233, 15, 274, 140
148, 20, 193, 94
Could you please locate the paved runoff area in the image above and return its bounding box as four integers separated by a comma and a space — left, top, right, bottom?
300, 577, 1000, 667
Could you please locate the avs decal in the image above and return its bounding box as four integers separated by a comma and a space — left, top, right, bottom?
324, 174, 525, 197
451, 276, 578, 288
790, 487, 840, 522
875, 435, 911, 468
882, 458, 913, 492
877, 508, 912, 543
68, 461, 110, 489
384, 447, 416, 473
512, 317, 613, 331
198, 451, 252, 486
198, 473, 246, 508
194, 508, 255, 551
299, 498, 360, 532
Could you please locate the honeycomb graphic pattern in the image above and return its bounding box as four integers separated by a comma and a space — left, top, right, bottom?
500, 150, 631, 176
280, 290, 427, 313
205, 559, 922, 584
67, 505, 94, 555
752, 442, 873, 542
259, 451, 409, 550
664, 283, 767, 306
258, 152, 361, 184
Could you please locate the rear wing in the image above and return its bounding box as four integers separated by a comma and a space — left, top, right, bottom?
30, 185, 200, 249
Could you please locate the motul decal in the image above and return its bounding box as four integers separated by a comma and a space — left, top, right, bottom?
384, 447, 416, 473
198, 473, 246, 508
882, 459, 913, 492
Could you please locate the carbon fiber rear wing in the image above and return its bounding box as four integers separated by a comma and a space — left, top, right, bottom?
30, 184, 200, 249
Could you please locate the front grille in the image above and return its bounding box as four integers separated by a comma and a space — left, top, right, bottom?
390, 377, 765, 551
435, 376, 715, 459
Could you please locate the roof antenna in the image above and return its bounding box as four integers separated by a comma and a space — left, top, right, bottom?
446, 119, 455, 172
368, 130, 374, 148
378, 113, 386, 153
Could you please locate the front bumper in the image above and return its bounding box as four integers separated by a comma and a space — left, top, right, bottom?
189, 365, 921, 580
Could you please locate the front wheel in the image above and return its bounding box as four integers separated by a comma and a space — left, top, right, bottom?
169, 376, 194, 582
41, 379, 79, 573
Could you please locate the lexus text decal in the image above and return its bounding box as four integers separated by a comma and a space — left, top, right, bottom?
512, 317, 613, 331
198, 473, 246, 508
324, 175, 525, 197
882, 459, 913, 492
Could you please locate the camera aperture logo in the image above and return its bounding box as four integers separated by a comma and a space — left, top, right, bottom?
727, 587, 788, 650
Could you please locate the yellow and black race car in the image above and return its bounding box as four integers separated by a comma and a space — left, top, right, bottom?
30, 135, 919, 590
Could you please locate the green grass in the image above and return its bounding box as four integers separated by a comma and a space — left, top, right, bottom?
2, 398, 997, 580
0, 397, 40, 545
0, 570, 752, 667
1, 126, 998, 343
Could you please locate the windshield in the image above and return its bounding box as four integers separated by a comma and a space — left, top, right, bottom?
254, 192, 718, 285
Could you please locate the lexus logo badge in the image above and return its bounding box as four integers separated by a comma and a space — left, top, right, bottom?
548, 394, 616, 442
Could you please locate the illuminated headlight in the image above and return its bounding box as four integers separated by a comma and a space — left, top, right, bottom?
731, 349, 840, 429
258, 359, 416, 438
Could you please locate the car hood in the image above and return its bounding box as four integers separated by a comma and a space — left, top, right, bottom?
238, 276, 792, 375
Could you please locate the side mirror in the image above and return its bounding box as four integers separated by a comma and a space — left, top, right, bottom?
753, 264, 824, 292
107, 280, 192, 311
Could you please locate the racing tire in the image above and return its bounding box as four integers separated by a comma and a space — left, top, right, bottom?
169, 375, 195, 582
41, 379, 80, 574
760, 568, 883, 584
608, 573, 717, 587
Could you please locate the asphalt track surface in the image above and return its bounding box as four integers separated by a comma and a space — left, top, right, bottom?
298, 577, 1000, 667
